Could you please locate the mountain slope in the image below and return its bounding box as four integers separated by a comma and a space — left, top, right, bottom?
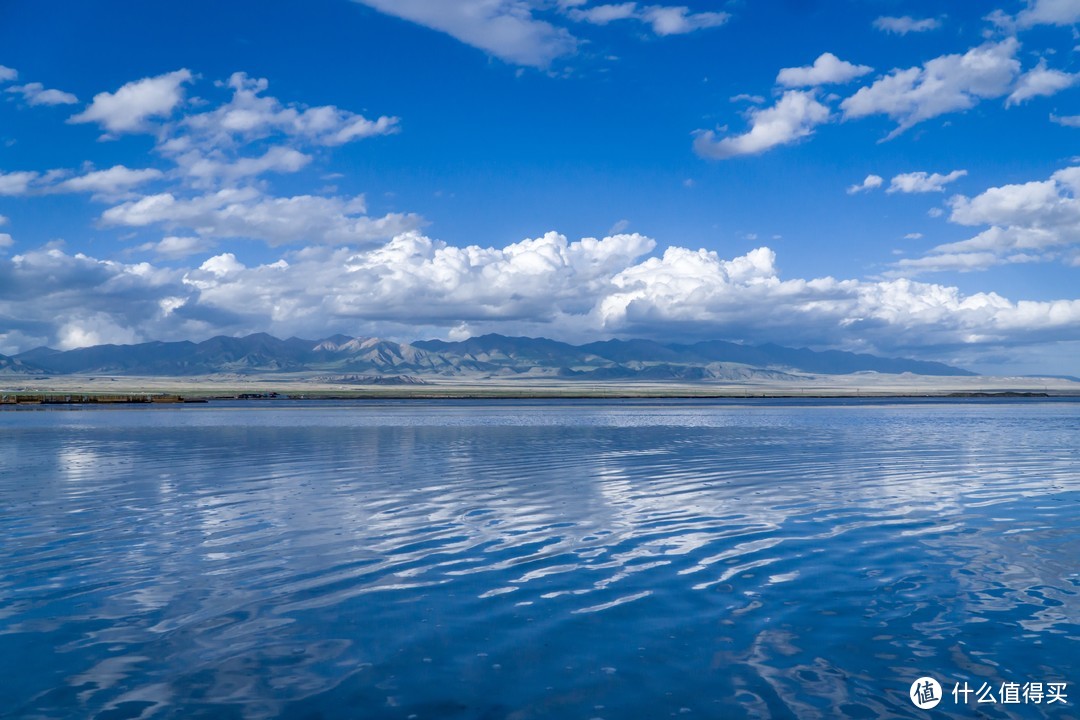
0, 353, 44, 375
423, 334, 975, 377
414, 334, 594, 367
5, 332, 976, 378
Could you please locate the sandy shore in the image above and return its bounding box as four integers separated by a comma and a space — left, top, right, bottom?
3, 372, 1079, 400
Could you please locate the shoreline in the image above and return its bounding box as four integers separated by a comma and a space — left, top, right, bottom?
4, 377, 1080, 404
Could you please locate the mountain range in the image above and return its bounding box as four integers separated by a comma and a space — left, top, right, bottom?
0, 333, 975, 380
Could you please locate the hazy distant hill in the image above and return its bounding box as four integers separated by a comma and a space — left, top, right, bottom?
4, 332, 976, 378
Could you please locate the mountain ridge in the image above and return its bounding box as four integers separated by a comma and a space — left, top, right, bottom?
5, 332, 976, 379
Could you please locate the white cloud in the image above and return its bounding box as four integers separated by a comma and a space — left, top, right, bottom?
197, 253, 247, 278
0, 166, 162, 198
1017, 0, 1080, 28
887, 170, 968, 193
0, 66, 16, 82
0, 171, 38, 196
1006, 61, 1079, 106
4, 69, 412, 256
54, 165, 164, 196
872, 16, 942, 34
6, 82, 78, 106
101, 188, 426, 247
1051, 113, 1080, 127
893, 251, 1003, 274
352, 0, 578, 68
179, 73, 399, 150
893, 166, 1080, 274
776, 53, 872, 88
637, 6, 729, 35
570, 3, 637, 24
69, 69, 193, 134
57, 315, 141, 350
0, 247, 183, 349
569, 3, 728, 35
175, 146, 312, 187
904, 232, 924, 239
0, 233, 12, 250
693, 90, 830, 159
6, 234, 1080, 359
847, 174, 883, 194
841, 39, 1021, 139
136, 236, 216, 260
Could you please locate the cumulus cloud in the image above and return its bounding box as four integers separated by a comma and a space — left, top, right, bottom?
693, 90, 830, 159
0, 247, 184, 350
141, 73, 397, 191
6, 82, 78, 106
101, 188, 425, 247
5, 233, 1080, 359
0, 233, 12, 250
894, 166, 1080, 274
847, 174, 884, 194
0, 166, 162, 198
54, 165, 164, 196
175, 146, 312, 187
136, 236, 217, 260
841, 39, 1021, 139
776, 53, 872, 88
0, 171, 38, 196
1015, 0, 1080, 28
1006, 61, 1079, 106
0, 66, 17, 82
18, 69, 410, 248
351, 0, 577, 68
636, 5, 729, 35
887, 170, 967, 193
178, 72, 399, 150
872, 16, 941, 34
69, 69, 193, 134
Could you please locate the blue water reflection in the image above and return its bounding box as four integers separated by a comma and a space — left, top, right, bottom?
1, 400, 1077, 718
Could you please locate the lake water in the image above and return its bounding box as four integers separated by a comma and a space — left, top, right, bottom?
1, 399, 1078, 719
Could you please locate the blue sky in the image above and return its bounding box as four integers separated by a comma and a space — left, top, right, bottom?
1, 0, 1079, 374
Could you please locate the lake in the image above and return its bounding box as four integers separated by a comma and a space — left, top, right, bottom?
1, 399, 1077, 719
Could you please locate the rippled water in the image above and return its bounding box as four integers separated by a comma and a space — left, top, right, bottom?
1, 399, 1078, 719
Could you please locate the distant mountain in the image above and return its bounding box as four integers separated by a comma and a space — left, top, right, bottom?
421, 334, 974, 377
414, 334, 594, 366
13, 334, 487, 377
12, 346, 61, 364
3, 332, 976, 379
0, 353, 44, 375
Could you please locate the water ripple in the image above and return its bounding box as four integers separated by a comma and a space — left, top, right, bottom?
0, 399, 1077, 719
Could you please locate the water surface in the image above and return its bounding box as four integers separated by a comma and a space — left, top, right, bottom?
1, 399, 1078, 718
